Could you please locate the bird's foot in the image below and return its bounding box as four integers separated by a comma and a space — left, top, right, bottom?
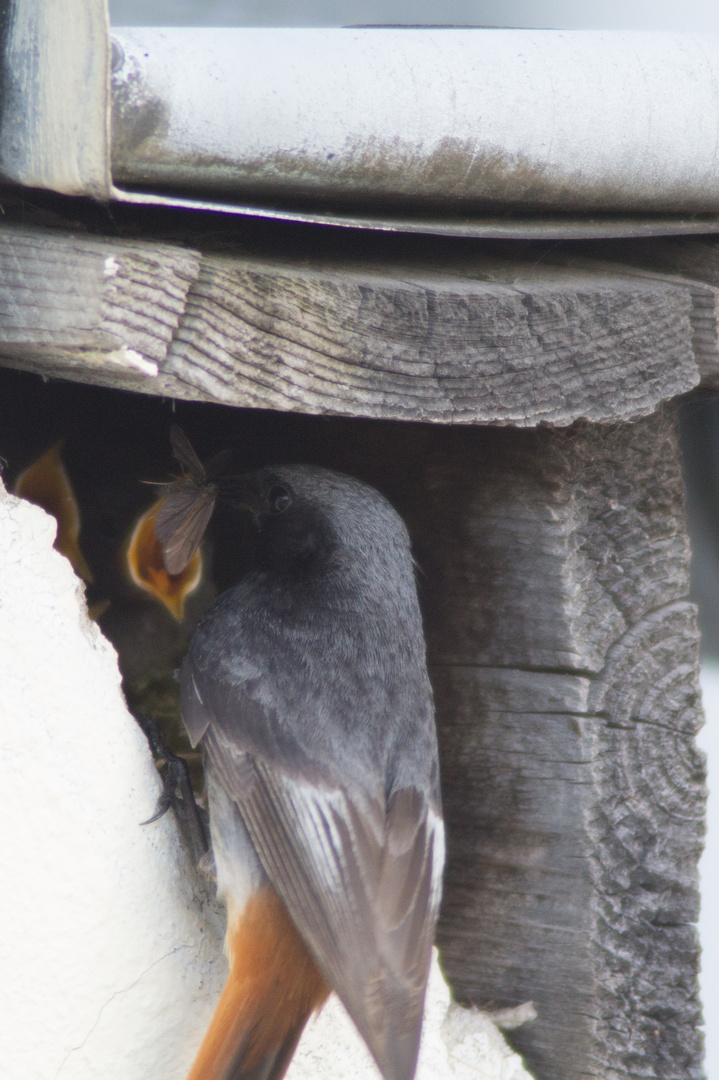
134, 711, 210, 863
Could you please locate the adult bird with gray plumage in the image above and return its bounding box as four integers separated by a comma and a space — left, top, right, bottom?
178, 463, 444, 1080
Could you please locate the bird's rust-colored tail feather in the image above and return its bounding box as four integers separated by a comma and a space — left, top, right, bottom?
186, 888, 329, 1080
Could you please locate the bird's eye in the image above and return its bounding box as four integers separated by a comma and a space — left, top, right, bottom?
268, 485, 291, 514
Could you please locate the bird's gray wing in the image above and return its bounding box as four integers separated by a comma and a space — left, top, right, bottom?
185, 678, 444, 1080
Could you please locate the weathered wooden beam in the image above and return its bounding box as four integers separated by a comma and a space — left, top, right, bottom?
0, 223, 703, 425
0, 0, 110, 197
0, 224, 202, 387
391, 408, 704, 1080
558, 242, 719, 387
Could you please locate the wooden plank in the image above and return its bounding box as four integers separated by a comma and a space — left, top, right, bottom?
0, 222, 701, 425
0, 225, 202, 388
554, 245, 719, 386
384, 407, 704, 1080
0, 0, 110, 196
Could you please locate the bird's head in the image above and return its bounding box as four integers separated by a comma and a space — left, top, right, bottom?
222, 465, 412, 586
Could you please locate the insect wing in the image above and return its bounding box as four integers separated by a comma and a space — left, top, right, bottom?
170, 424, 205, 481
203, 448, 233, 480
157, 487, 216, 574
155, 483, 200, 542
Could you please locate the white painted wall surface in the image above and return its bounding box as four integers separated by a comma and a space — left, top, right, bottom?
0, 483, 228, 1080
0, 480, 534, 1080
290, 953, 534, 1080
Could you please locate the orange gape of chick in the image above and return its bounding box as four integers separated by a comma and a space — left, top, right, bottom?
186, 889, 329, 1080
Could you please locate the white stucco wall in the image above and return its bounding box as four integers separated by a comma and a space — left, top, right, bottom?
289, 956, 534, 1080
0, 479, 534, 1080
0, 482, 228, 1080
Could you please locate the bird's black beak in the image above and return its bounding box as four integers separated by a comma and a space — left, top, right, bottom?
218, 472, 262, 517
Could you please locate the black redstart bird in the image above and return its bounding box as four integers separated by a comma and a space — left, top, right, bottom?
157, 439, 444, 1080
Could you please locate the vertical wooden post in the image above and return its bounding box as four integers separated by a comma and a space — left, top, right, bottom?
394, 406, 705, 1079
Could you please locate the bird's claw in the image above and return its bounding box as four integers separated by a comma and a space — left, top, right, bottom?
134, 711, 210, 862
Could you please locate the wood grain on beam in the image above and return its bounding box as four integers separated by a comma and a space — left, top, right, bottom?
0, 223, 701, 425
0, 224, 201, 387
559, 242, 719, 386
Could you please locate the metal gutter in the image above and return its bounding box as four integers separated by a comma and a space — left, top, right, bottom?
110, 28, 719, 217
5, 6, 719, 239
111, 188, 719, 240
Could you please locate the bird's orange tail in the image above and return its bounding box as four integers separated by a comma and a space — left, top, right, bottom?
186, 888, 329, 1080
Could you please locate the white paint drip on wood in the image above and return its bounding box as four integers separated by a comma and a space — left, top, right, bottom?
107, 348, 159, 376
